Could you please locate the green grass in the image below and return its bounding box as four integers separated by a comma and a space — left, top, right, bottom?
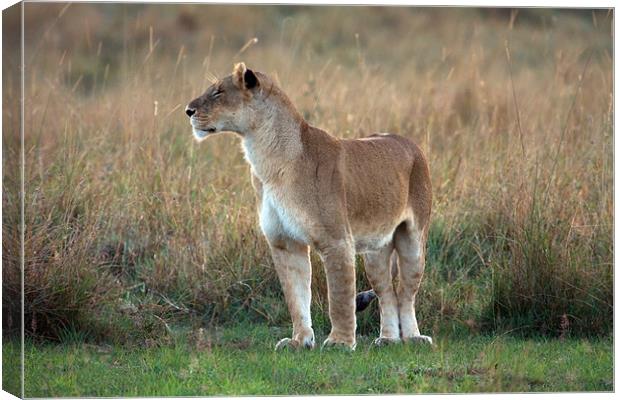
7, 324, 613, 396
2, 337, 21, 397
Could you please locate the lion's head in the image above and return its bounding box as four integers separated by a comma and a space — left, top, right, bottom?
185, 62, 262, 141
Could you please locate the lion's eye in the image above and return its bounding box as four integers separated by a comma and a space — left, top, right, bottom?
212, 89, 223, 99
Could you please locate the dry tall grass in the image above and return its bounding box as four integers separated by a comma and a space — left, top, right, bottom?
2, 4, 613, 343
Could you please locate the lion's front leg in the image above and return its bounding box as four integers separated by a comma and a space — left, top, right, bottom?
269, 241, 315, 350
318, 240, 357, 350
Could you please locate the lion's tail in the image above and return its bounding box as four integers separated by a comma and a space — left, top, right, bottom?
355, 289, 377, 312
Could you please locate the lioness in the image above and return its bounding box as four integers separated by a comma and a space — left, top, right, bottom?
185, 63, 432, 351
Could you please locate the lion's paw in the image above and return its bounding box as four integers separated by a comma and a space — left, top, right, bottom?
274, 338, 298, 351
404, 335, 433, 346
321, 337, 356, 351
297, 334, 315, 349
275, 335, 315, 351
372, 336, 401, 347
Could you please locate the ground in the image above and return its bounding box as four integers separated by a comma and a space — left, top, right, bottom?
3, 324, 613, 396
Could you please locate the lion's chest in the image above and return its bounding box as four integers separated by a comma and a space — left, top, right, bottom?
259, 187, 309, 245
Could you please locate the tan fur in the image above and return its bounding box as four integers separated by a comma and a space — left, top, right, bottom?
186, 63, 433, 350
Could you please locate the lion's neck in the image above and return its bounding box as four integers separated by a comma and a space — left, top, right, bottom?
241, 101, 305, 184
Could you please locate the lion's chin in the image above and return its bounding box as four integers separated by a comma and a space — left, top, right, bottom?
192, 127, 216, 142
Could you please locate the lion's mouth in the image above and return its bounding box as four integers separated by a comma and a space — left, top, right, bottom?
190, 117, 217, 140
190, 119, 216, 131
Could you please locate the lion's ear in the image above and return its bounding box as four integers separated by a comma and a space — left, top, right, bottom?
233, 62, 259, 90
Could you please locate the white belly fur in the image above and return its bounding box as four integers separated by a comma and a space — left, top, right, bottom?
353, 209, 414, 253
354, 234, 394, 253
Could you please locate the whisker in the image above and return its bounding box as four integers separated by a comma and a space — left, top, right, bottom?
205, 71, 219, 84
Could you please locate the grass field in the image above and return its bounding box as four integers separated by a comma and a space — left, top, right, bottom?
1, 4, 614, 396
3, 324, 613, 396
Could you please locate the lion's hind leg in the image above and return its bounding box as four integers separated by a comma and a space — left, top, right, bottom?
394, 221, 432, 345
363, 244, 401, 346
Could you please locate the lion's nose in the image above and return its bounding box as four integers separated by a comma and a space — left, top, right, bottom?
185, 107, 196, 117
